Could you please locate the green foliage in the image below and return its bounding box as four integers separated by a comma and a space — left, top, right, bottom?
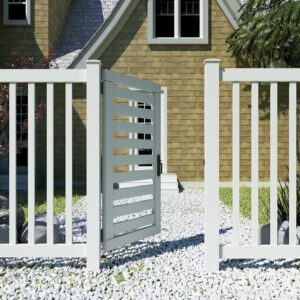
219, 186, 270, 225
115, 273, 126, 283
227, 0, 300, 67
1, 188, 85, 223
260, 179, 300, 226
220, 180, 300, 226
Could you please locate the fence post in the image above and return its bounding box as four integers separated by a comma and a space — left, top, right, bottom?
204, 59, 220, 272
86, 60, 101, 270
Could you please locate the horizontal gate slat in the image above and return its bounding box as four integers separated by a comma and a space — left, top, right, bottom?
113, 199, 155, 218
112, 86, 155, 105
114, 121, 154, 134
103, 70, 161, 92
103, 225, 160, 251
112, 104, 154, 119
114, 138, 154, 149
113, 214, 156, 235
113, 170, 154, 182
113, 185, 154, 200
113, 155, 155, 166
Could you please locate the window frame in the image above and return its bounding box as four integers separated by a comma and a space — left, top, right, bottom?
3, 0, 31, 25
148, 0, 208, 44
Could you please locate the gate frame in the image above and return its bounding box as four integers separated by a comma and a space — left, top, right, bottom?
102, 69, 162, 252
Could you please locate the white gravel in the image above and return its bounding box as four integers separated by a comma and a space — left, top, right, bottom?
1, 189, 300, 299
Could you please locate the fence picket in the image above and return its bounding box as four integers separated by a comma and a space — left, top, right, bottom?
232, 82, 240, 245
270, 83, 278, 245
204, 59, 220, 272
65, 83, 73, 244
251, 82, 259, 245
9, 83, 17, 245
47, 83, 54, 244
28, 83, 36, 244
86, 61, 101, 270
289, 82, 297, 245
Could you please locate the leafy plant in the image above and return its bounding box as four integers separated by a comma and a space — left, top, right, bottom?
0, 49, 57, 159
260, 178, 300, 226
227, 0, 300, 67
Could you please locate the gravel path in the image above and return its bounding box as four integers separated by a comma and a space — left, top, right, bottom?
1, 189, 300, 299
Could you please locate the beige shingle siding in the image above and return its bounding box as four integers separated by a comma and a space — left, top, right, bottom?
99, 0, 298, 182
0, 0, 70, 64
48, 0, 72, 54
99, 0, 237, 182
0, 0, 48, 63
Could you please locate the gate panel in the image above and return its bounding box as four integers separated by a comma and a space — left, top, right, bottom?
102, 70, 161, 251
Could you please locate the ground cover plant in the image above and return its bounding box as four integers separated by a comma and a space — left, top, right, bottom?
220, 180, 300, 226
220, 186, 269, 225
0, 188, 85, 222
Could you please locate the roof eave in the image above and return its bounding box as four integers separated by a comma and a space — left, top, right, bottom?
70, 0, 242, 69
70, 0, 140, 69
216, 0, 242, 30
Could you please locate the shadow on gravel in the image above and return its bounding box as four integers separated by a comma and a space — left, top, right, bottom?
100, 227, 232, 269
0, 226, 234, 270
0, 257, 87, 269
220, 258, 300, 271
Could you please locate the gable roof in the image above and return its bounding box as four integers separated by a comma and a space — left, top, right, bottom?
54, 0, 242, 69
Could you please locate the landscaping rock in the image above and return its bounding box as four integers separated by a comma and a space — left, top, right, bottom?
0, 196, 25, 230
0, 224, 9, 243
259, 220, 300, 245
20, 212, 61, 244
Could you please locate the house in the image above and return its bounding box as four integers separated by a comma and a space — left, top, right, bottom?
1, 0, 286, 191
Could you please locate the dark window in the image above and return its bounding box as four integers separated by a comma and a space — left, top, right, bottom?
137, 102, 152, 166
155, 0, 174, 37
181, 0, 200, 37
8, 0, 26, 21
16, 95, 28, 167
16, 95, 28, 143
17, 147, 27, 166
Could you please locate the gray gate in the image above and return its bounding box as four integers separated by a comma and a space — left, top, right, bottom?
102, 70, 162, 251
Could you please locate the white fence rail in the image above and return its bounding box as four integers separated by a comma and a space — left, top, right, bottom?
204, 59, 300, 271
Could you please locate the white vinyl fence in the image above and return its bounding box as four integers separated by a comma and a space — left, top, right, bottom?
0, 60, 101, 270
0, 60, 162, 270
204, 59, 300, 271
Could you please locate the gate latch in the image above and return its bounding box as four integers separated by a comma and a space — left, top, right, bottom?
157, 155, 163, 177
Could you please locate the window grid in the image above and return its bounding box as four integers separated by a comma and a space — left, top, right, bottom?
181, 0, 199, 16
149, 0, 208, 44
16, 95, 28, 143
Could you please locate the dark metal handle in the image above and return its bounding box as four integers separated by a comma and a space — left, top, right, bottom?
157, 155, 162, 177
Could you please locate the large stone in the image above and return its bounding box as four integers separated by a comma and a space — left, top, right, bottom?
20, 212, 61, 244
0, 224, 9, 243
0, 196, 25, 230
259, 220, 300, 245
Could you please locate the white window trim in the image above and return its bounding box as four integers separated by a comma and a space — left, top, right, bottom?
148, 0, 208, 44
3, 0, 31, 25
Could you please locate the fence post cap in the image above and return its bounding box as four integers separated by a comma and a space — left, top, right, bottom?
86, 60, 102, 65
203, 59, 221, 65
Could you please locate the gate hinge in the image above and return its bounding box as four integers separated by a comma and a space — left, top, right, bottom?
157, 155, 162, 177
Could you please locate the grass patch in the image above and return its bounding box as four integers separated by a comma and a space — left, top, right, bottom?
219, 187, 270, 225
0, 188, 85, 223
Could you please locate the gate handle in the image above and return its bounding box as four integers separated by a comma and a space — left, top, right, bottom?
157, 155, 162, 177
